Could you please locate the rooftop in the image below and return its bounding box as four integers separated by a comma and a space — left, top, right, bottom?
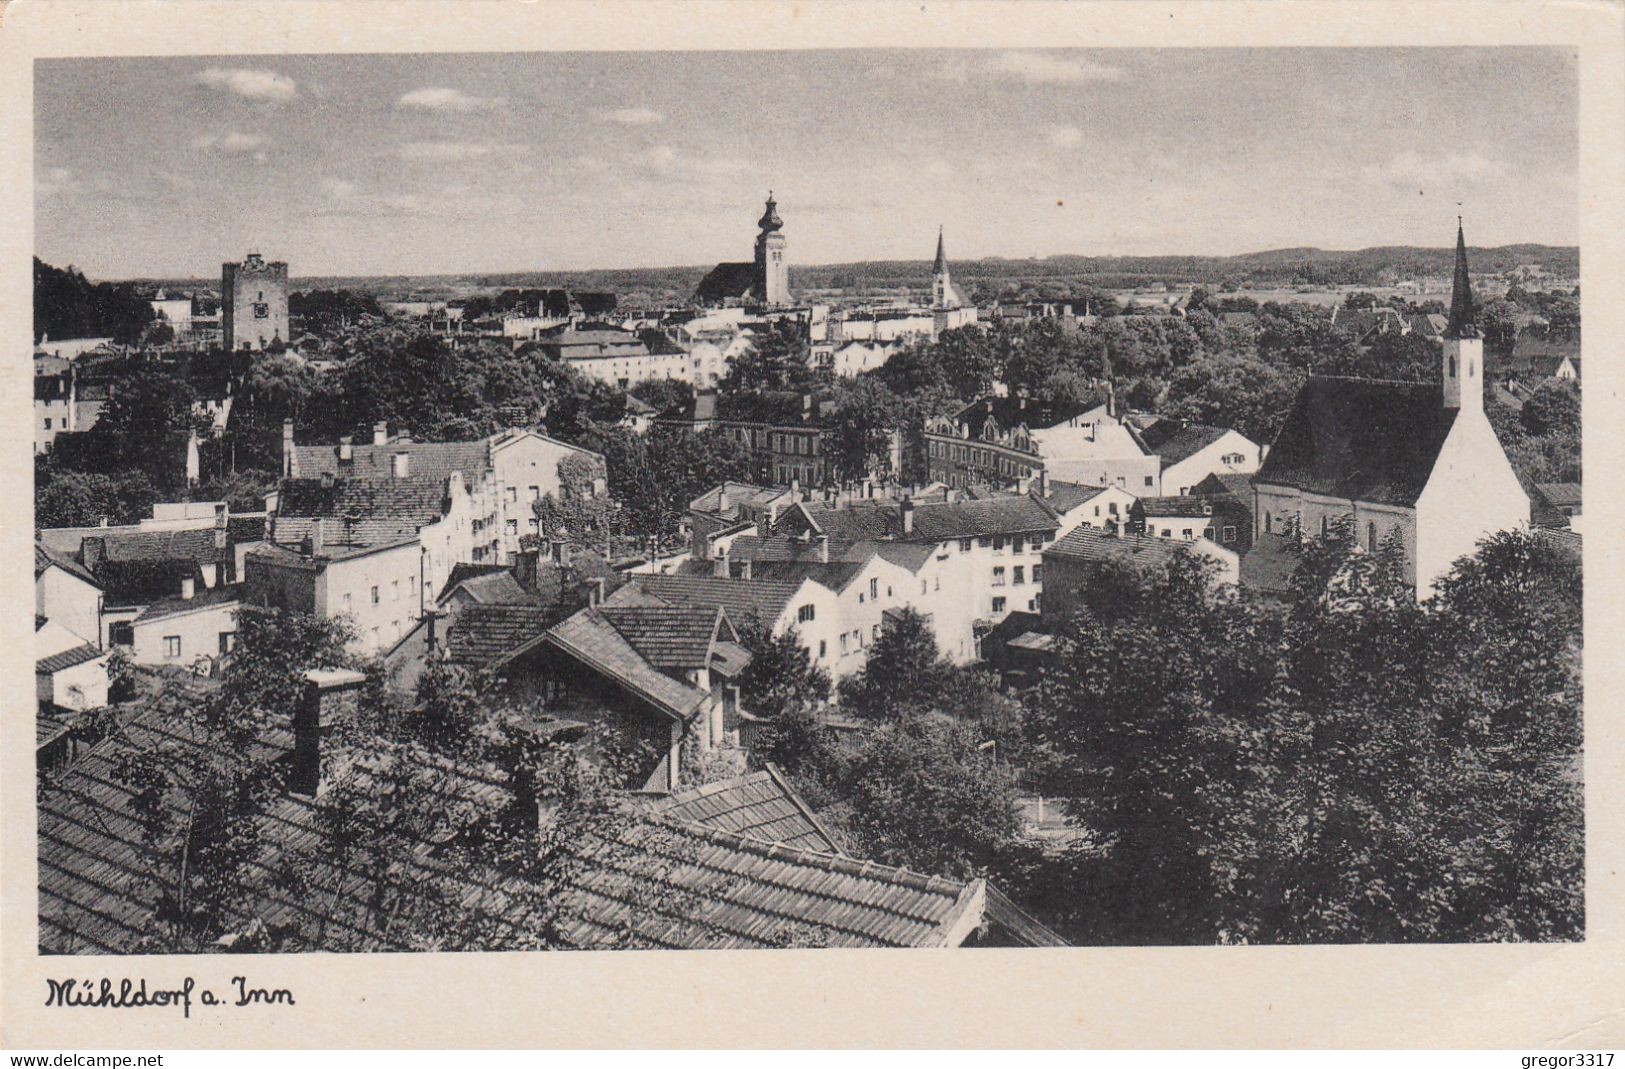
652, 767, 845, 854
1043, 526, 1192, 569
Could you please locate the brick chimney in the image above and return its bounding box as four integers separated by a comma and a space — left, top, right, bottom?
290, 668, 367, 797
373, 421, 388, 447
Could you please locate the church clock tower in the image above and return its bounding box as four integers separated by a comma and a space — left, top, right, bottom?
753, 192, 790, 307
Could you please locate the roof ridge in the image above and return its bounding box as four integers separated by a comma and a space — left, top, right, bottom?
661, 816, 965, 895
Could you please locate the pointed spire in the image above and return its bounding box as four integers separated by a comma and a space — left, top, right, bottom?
1445, 216, 1479, 339
933, 226, 948, 273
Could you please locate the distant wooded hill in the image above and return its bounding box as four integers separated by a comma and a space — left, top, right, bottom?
113, 242, 1581, 304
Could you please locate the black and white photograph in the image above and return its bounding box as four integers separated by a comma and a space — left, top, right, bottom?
26, 38, 1587, 956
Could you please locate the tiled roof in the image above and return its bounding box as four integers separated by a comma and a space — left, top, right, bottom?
724, 534, 863, 563
1136, 495, 1221, 519
1239, 532, 1300, 595
689, 481, 787, 517
34, 543, 99, 586
746, 559, 868, 592
293, 439, 492, 483
611, 573, 805, 625
694, 261, 758, 304
81, 528, 228, 568
1534, 482, 1582, 508
1254, 377, 1456, 508
36, 643, 105, 675
444, 570, 536, 606
1043, 526, 1191, 569
272, 475, 449, 546
789, 495, 1058, 544
653, 766, 845, 851
544, 610, 709, 720
598, 606, 726, 670
1193, 472, 1255, 502
1137, 421, 1236, 467
954, 396, 1093, 434
446, 604, 563, 669
1045, 480, 1110, 514
133, 583, 242, 624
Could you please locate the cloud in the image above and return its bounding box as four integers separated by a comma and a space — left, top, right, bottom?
398, 87, 506, 112
395, 140, 521, 162
37, 166, 75, 198
637, 144, 749, 179
1365, 150, 1505, 189
939, 51, 1125, 85
1046, 124, 1085, 148
601, 107, 664, 125
196, 67, 297, 100
193, 131, 270, 158
318, 176, 437, 219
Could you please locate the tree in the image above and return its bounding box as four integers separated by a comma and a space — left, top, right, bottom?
734, 620, 831, 722
838, 608, 958, 720
534, 452, 621, 554
81, 362, 204, 490
590, 425, 751, 547
825, 376, 905, 482
1521, 380, 1580, 438
1163, 354, 1304, 445
721, 320, 815, 393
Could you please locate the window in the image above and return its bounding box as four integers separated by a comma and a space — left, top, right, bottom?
1013, 566, 1026, 585
1032, 564, 1042, 584
1204, 527, 1216, 541
371, 585, 380, 605
872, 624, 880, 641
43, 418, 51, 429
391, 579, 400, 602
992, 596, 1006, 614
1320, 516, 1329, 537
797, 604, 816, 623
1264, 511, 1272, 533
978, 536, 991, 548
506, 519, 518, 536
1108, 502, 1119, 516
1368, 522, 1378, 552
1012, 539, 1024, 555
529, 485, 540, 501
934, 576, 941, 591
163, 636, 182, 659
1144, 476, 1155, 488
1223, 452, 1245, 465
870, 578, 879, 599
1181, 528, 1193, 539
992, 566, 1006, 587
342, 592, 353, 613
839, 632, 849, 654
959, 538, 973, 552
1032, 534, 1044, 550
506, 487, 518, 503
109, 622, 133, 646
818, 639, 827, 658
219, 631, 236, 655
993, 536, 1006, 552
1223, 526, 1237, 544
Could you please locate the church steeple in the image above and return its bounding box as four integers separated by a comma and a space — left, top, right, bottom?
931, 226, 959, 311
1445, 217, 1479, 340
753, 192, 789, 306
933, 227, 948, 274
758, 192, 783, 234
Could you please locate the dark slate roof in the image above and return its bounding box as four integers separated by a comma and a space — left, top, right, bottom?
689, 481, 787, 517
293, 439, 491, 483
1043, 526, 1189, 569
36, 643, 105, 675
953, 396, 1093, 435
747, 559, 868, 592
1137, 421, 1235, 466
610, 573, 805, 625
597, 605, 726, 670
1239, 532, 1300, 596
441, 570, 537, 606
80, 528, 229, 568
133, 583, 243, 624
790, 495, 1059, 544
694, 261, 758, 304
272, 475, 449, 546
653, 767, 844, 854
1534, 482, 1582, 508
543, 609, 709, 719
1193, 472, 1255, 501
1534, 527, 1582, 555
1045, 480, 1110, 514
1253, 377, 1455, 508
34, 543, 99, 586
446, 604, 563, 669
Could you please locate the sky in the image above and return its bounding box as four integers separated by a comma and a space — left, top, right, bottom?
34, 48, 1579, 280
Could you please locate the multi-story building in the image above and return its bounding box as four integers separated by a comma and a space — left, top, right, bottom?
245, 535, 424, 655
222, 252, 290, 352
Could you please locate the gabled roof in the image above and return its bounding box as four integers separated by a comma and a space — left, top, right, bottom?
610, 573, 806, 625
1134, 495, 1221, 519
439, 569, 537, 607
1192, 472, 1255, 501
36, 643, 106, 675
1254, 377, 1456, 508
543, 609, 710, 720
746, 559, 869, 592
271, 474, 450, 546
133, 583, 242, 624
34, 543, 100, 587
1136, 421, 1240, 467
292, 439, 492, 483
447, 604, 565, 669
81, 528, 229, 569
787, 495, 1059, 544
1043, 526, 1191, 569
654, 767, 845, 854
1239, 532, 1299, 596
953, 396, 1094, 435
1044, 480, 1112, 514
597, 605, 731, 670
694, 261, 758, 304
689, 481, 789, 517
1534, 482, 1582, 508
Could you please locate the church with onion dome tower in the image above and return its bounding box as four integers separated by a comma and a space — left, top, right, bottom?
695, 193, 792, 308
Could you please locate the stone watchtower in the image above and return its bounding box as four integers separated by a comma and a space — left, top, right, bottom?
753, 193, 789, 307
222, 251, 290, 352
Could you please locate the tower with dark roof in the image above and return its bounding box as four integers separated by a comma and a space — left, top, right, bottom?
1441, 219, 1482, 415
753, 192, 790, 307
931, 227, 960, 311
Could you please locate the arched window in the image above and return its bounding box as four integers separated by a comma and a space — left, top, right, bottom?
1264, 511, 1272, 533
1368, 522, 1377, 552
1448, 355, 1457, 377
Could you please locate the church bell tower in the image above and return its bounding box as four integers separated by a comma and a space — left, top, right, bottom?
1441, 218, 1482, 418
753, 192, 789, 307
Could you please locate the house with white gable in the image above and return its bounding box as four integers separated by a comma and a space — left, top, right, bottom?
1250, 222, 1529, 597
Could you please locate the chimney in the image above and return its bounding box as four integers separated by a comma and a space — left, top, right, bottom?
716, 488, 730, 514
900, 497, 915, 536
816, 533, 830, 563
282, 419, 296, 477
290, 668, 368, 797
338, 435, 353, 463
310, 522, 325, 557
373, 421, 388, 446
180, 574, 195, 600
392, 451, 410, 478
514, 544, 540, 593
713, 550, 730, 578
320, 471, 335, 490
739, 558, 753, 581
1038, 467, 1049, 499
214, 504, 228, 550
790, 477, 800, 498
587, 577, 606, 607
550, 537, 568, 564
